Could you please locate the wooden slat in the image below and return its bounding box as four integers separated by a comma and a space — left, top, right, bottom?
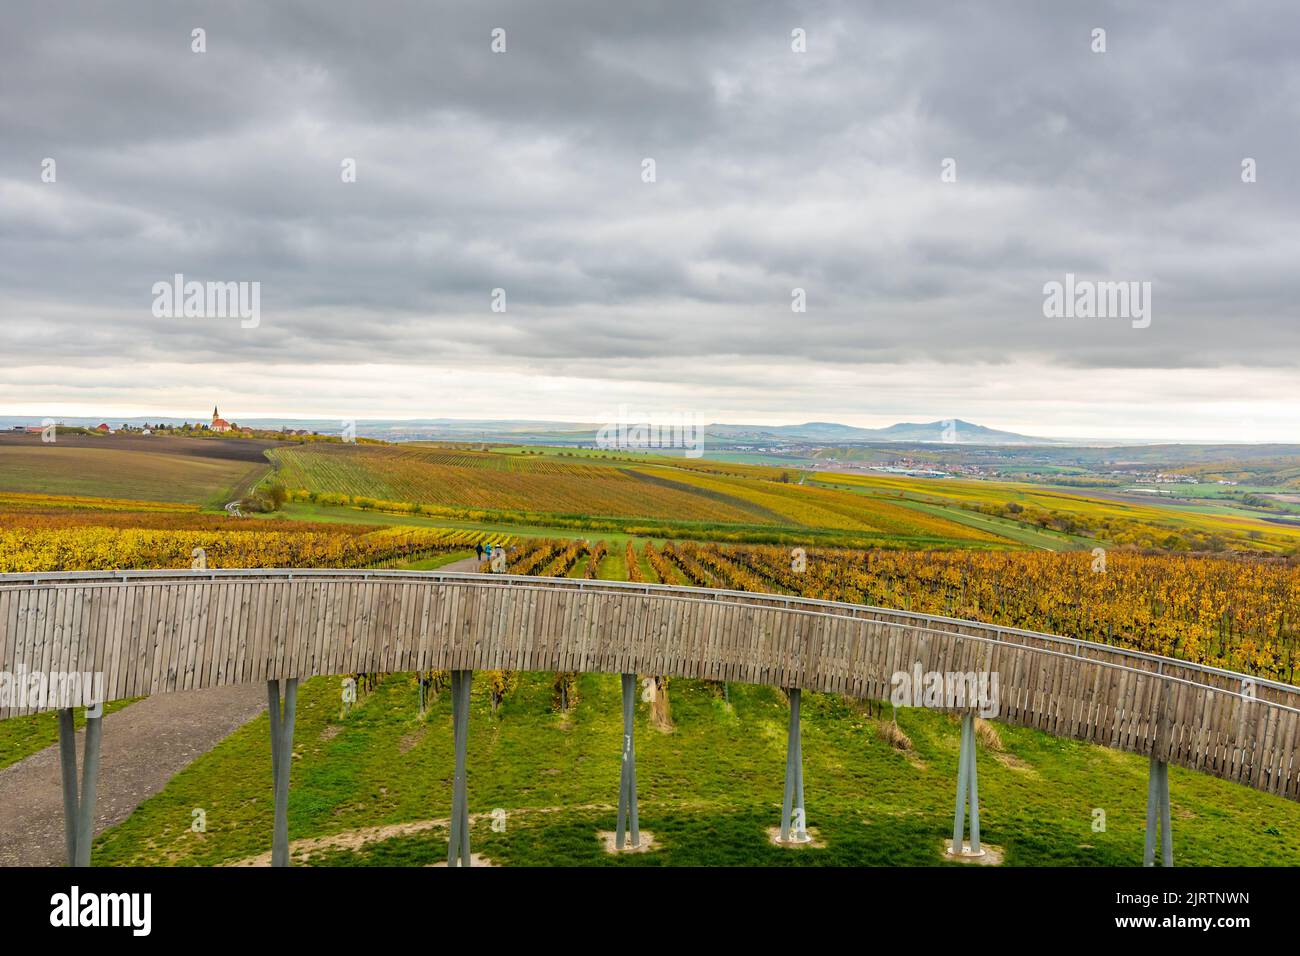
1, 573, 1297, 802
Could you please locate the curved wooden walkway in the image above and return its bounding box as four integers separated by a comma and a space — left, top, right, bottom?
1, 569, 1297, 865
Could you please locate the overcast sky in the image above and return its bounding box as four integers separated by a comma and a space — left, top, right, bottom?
2, 1, 1298, 440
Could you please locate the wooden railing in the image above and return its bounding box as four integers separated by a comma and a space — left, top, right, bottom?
1, 569, 1296, 801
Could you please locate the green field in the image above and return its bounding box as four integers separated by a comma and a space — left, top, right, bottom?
809, 471, 1300, 553
821, 486, 1089, 551
266, 442, 1300, 553
260, 444, 1046, 550
8, 434, 1298, 555
0, 699, 138, 771
90, 672, 1300, 867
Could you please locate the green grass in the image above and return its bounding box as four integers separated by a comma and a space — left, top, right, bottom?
598, 550, 629, 581
814, 479, 1092, 551
886, 499, 1091, 551
90, 673, 1300, 867
0, 699, 140, 770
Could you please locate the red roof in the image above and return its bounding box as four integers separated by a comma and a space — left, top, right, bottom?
95, 423, 110, 431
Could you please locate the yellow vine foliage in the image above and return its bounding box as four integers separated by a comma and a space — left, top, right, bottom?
722, 546, 1300, 681
0, 511, 495, 574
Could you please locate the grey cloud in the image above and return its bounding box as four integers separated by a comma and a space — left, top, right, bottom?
2, 0, 1299, 387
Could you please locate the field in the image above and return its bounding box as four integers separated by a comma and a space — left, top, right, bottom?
259, 441, 1300, 554
7, 435, 1298, 555
5, 436, 1300, 867
265, 444, 1043, 550
89, 671, 1300, 867
269, 444, 769, 523
812, 471, 1300, 553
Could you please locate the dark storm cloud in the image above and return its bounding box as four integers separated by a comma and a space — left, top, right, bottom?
2, 0, 1300, 379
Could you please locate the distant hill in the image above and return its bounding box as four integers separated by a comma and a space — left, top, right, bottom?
0, 415, 1056, 446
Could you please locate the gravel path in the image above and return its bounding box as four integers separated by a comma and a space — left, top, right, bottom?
437, 555, 485, 572
0, 684, 268, 866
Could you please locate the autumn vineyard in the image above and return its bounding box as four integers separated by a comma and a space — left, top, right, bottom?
4, 491, 1300, 684
470, 538, 1298, 683
6, 431, 1300, 869
0, 503, 505, 573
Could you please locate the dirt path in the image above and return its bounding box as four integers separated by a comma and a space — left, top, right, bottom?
0, 684, 268, 867
227, 802, 620, 866
437, 555, 484, 572
226, 797, 726, 866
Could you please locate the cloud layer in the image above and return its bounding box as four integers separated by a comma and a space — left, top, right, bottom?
2, 1, 1298, 437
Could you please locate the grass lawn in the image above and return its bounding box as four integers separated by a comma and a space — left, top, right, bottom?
90, 673, 1300, 867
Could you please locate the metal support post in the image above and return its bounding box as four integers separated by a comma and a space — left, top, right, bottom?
616, 673, 640, 849
448, 669, 473, 866
1144, 754, 1173, 867
780, 688, 811, 843
268, 677, 299, 867
950, 713, 982, 857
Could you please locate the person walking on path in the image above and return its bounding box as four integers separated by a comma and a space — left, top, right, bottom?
476, 543, 484, 561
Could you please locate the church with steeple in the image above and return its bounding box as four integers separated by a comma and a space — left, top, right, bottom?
210, 406, 232, 433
